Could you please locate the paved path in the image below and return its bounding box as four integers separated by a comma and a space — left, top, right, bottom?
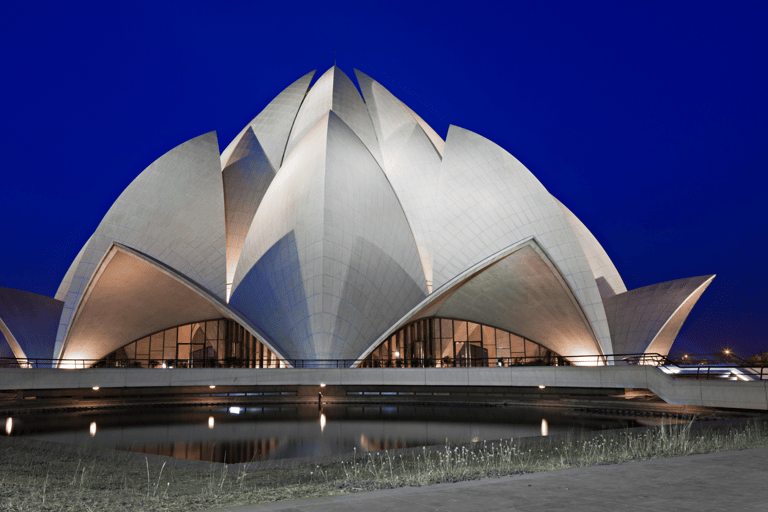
203, 447, 768, 511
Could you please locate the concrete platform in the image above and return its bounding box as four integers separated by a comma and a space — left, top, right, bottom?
203, 447, 768, 511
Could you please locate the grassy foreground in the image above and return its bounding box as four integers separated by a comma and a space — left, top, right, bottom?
1, 418, 767, 511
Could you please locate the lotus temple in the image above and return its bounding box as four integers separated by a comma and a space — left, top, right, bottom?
0, 66, 716, 372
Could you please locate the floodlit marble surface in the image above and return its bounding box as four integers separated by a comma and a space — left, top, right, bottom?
60, 244, 287, 362
232, 113, 426, 361
554, 197, 626, 299
55, 132, 226, 360
432, 126, 612, 356
604, 275, 715, 355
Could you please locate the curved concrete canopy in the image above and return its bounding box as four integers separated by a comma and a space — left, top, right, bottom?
220, 70, 315, 170
356, 238, 603, 365
554, 197, 626, 299
432, 125, 612, 355
55, 132, 226, 359
60, 243, 286, 364
604, 275, 715, 356
231, 112, 427, 361
222, 128, 277, 299
355, 69, 443, 292
0, 287, 63, 360
284, 66, 383, 168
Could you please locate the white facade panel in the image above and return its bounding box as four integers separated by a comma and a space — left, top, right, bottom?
555, 197, 627, 299
355, 70, 442, 291
604, 275, 715, 356
432, 125, 613, 355
222, 127, 277, 299
231, 112, 426, 361
60, 244, 286, 362
55, 132, 226, 359
284, 67, 382, 168
356, 239, 602, 364
220, 70, 314, 170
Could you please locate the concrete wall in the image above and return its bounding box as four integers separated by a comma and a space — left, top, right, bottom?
0, 367, 765, 410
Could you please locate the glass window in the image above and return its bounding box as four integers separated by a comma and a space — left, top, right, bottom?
177, 344, 190, 360
482, 326, 496, 361
206, 321, 218, 340
164, 346, 176, 361
164, 328, 177, 347
453, 321, 468, 342
440, 337, 454, 361
191, 325, 205, 345
178, 324, 191, 344
136, 337, 150, 357
510, 334, 525, 354
123, 342, 136, 360
467, 322, 481, 342
440, 318, 453, 339
150, 332, 164, 361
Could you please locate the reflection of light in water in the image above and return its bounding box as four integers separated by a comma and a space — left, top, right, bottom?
228, 407, 242, 415
5, 417, 11, 435
208, 416, 214, 429
541, 418, 548, 436
359, 434, 409, 452
89, 422, 97, 437
320, 413, 326, 432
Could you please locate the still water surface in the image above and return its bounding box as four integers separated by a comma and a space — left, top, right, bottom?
4, 404, 663, 464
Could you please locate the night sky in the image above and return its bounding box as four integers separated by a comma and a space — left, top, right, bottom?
1, 2, 766, 359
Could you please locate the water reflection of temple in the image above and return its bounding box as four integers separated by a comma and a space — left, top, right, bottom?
125, 438, 281, 463
359, 434, 413, 451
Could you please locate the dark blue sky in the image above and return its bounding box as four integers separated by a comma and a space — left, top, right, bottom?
1, 1, 766, 358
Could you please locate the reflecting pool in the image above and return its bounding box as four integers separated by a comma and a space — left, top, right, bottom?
4, 404, 667, 464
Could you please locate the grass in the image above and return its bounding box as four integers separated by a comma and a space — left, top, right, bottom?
1, 417, 767, 511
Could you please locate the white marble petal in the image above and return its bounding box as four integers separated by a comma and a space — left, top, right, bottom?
55, 132, 225, 359
220, 70, 315, 170
284, 66, 382, 167
223, 128, 277, 299
554, 197, 626, 299
356, 238, 603, 364
604, 275, 715, 356
432, 125, 613, 355
59, 243, 286, 362
231, 112, 426, 361
355, 69, 443, 291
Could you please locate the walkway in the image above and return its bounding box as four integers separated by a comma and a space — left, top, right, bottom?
203, 447, 768, 511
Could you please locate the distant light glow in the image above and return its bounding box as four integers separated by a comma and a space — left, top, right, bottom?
394, 351, 400, 358
538, 385, 546, 389
228, 406, 242, 415
541, 419, 549, 436
209, 385, 216, 389
319, 383, 326, 388
320, 413, 326, 432
5, 417, 11, 435
92, 386, 99, 391
89, 422, 97, 437
161, 362, 167, 369
208, 416, 214, 429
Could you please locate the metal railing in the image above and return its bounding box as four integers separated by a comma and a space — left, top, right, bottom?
0, 358, 285, 370
1, 353, 765, 380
